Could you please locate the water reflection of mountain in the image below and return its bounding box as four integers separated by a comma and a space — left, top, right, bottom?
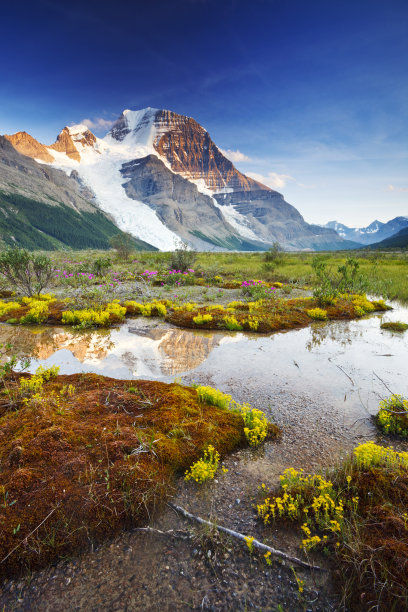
0, 325, 114, 362
157, 329, 220, 374
0, 323, 221, 378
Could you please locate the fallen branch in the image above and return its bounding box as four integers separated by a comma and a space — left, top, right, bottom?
169, 503, 324, 571
328, 357, 354, 386
133, 526, 192, 540
373, 371, 394, 395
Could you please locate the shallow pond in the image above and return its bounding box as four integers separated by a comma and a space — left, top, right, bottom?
1, 303, 408, 610
0, 299, 407, 449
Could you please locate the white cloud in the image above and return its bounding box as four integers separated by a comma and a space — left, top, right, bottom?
387, 184, 408, 193
80, 117, 115, 131
219, 148, 250, 162
246, 171, 294, 190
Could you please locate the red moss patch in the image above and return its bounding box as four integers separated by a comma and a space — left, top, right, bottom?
0, 373, 266, 578
340, 465, 408, 610
166, 297, 381, 334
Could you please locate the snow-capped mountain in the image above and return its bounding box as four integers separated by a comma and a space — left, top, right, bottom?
0, 135, 154, 251
4, 108, 353, 251
325, 217, 408, 245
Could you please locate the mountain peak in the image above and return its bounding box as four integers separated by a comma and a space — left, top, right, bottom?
4, 131, 54, 163
67, 124, 92, 136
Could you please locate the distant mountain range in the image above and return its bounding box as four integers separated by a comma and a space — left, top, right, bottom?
367, 226, 408, 249
324, 217, 408, 246
1, 107, 359, 251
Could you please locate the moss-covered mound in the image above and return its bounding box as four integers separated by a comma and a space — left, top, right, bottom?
167, 295, 389, 334
381, 321, 408, 332
0, 296, 170, 328
0, 293, 390, 333
0, 372, 278, 577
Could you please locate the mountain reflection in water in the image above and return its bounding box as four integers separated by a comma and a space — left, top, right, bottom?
0, 320, 224, 379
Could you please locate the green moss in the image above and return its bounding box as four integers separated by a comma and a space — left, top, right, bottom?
381, 321, 408, 332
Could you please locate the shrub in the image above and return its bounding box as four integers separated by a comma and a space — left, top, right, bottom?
376, 395, 408, 437
0, 248, 53, 296
109, 232, 134, 260
92, 257, 111, 276
242, 282, 274, 301
311, 258, 369, 305
169, 240, 196, 272
264, 242, 285, 265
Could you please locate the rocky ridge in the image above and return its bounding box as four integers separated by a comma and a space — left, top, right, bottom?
325, 217, 408, 245
3, 107, 356, 251
0, 135, 152, 250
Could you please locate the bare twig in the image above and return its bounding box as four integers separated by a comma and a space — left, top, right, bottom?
169, 503, 324, 571
373, 371, 394, 396
134, 526, 192, 540
0, 505, 60, 565
328, 357, 354, 385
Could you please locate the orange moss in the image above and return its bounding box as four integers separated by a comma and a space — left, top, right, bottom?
0, 372, 273, 578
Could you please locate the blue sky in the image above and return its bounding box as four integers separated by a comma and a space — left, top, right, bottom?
1, 0, 407, 226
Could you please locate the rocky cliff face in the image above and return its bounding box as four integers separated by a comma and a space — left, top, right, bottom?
0, 135, 150, 250
121, 155, 264, 250
4, 132, 54, 163
48, 126, 97, 161
151, 110, 267, 192
213, 190, 345, 249
0, 135, 94, 211
3, 107, 355, 251
5, 126, 97, 164
48, 127, 81, 161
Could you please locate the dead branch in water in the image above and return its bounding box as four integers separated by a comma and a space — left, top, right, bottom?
169, 503, 325, 571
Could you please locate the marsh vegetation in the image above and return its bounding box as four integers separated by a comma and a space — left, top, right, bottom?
0, 247, 407, 610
